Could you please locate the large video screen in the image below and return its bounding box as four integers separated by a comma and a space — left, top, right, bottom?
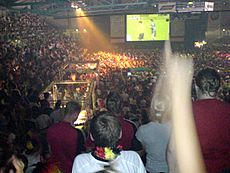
126, 14, 170, 41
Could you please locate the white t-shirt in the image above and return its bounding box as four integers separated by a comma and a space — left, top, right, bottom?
72, 150, 146, 173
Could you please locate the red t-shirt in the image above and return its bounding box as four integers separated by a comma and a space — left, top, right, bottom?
47, 122, 84, 173
85, 116, 135, 150
193, 99, 230, 173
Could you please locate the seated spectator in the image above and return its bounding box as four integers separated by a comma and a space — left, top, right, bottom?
72, 112, 146, 173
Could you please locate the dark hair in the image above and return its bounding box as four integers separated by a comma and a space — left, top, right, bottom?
106, 92, 122, 114
65, 101, 81, 116
195, 68, 221, 96
11, 89, 21, 103
43, 92, 50, 99
54, 100, 61, 110
90, 113, 121, 148
31, 106, 40, 119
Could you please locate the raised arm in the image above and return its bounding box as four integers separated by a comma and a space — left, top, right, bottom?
165, 42, 206, 173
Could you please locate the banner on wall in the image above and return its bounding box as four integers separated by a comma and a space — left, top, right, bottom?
158, 2, 176, 13
204, 2, 214, 11
177, 2, 214, 12
110, 15, 125, 43
205, 12, 221, 40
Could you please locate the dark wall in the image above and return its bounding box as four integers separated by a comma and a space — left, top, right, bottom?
184, 14, 208, 49
90, 15, 110, 39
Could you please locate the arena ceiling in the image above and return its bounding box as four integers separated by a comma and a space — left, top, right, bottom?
1, 0, 229, 17
0, 0, 155, 16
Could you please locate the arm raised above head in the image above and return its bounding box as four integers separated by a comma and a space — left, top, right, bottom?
164, 41, 206, 173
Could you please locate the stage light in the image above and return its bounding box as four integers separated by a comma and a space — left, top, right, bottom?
74, 8, 112, 51
71, 2, 78, 9
71, 1, 87, 9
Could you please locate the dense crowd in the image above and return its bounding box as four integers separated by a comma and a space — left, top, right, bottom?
0, 12, 229, 173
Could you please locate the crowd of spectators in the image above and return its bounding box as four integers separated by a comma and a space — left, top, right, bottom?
0, 12, 229, 173
0, 12, 85, 173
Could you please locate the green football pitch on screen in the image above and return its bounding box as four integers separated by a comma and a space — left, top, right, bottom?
126, 14, 170, 41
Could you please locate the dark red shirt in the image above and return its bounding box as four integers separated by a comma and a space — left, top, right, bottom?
193, 99, 230, 173
47, 121, 84, 173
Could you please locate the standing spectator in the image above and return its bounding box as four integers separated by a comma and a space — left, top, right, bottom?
85, 92, 142, 151
23, 138, 41, 173
46, 101, 85, 173
72, 113, 146, 173
193, 68, 230, 173
164, 46, 206, 173
33, 107, 52, 157
135, 99, 170, 173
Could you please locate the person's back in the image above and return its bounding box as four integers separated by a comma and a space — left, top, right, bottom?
136, 94, 171, 173
47, 101, 84, 173
72, 112, 146, 173
193, 99, 230, 173
73, 150, 145, 173
193, 68, 230, 173
136, 121, 170, 173
117, 116, 136, 150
